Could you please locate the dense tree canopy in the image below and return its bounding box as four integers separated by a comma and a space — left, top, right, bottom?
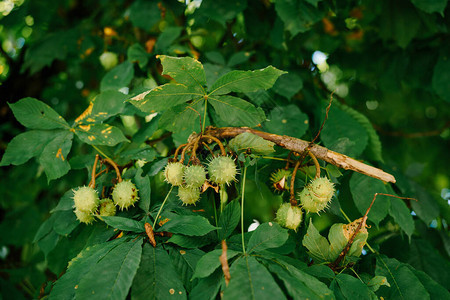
0, 0, 449, 299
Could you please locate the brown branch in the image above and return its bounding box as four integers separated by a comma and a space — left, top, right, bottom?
88, 154, 100, 188
330, 193, 415, 269
103, 158, 122, 182
201, 135, 227, 156
220, 240, 231, 286
199, 127, 396, 183
308, 151, 321, 179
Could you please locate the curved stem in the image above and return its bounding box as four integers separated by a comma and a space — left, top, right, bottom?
88, 154, 100, 188
202, 142, 215, 157
308, 151, 321, 179
92, 145, 111, 161
241, 165, 248, 254
173, 143, 188, 161
201, 135, 226, 156
152, 186, 174, 228
104, 158, 122, 182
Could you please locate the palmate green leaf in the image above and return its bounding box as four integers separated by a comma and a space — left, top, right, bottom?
408, 239, 450, 288
100, 61, 134, 92
272, 72, 303, 99
379, 1, 421, 49
302, 219, 330, 263
190, 269, 223, 300
223, 256, 286, 300
195, 0, 247, 26
321, 105, 369, 158
349, 173, 389, 226
432, 54, 450, 102
209, 66, 286, 96
9, 98, 69, 130
129, 0, 160, 30
339, 105, 383, 162
52, 210, 78, 236
0, 130, 56, 166
157, 214, 217, 236
135, 168, 151, 212
218, 200, 240, 240
331, 274, 374, 300
389, 198, 414, 239
75, 90, 128, 124
51, 189, 74, 212
267, 262, 334, 299
76, 239, 143, 300
209, 95, 265, 127
376, 256, 430, 300
129, 83, 199, 113
158, 55, 207, 94
247, 222, 288, 253
410, 182, 440, 224
411, 0, 448, 15
74, 123, 128, 146
127, 43, 150, 68
192, 249, 239, 280
49, 238, 125, 300
228, 132, 275, 155
159, 100, 204, 133
167, 234, 214, 249
155, 27, 183, 53
408, 267, 450, 300
168, 247, 204, 293
131, 244, 186, 300
275, 0, 324, 37
264, 104, 309, 139
101, 216, 145, 233
39, 131, 73, 182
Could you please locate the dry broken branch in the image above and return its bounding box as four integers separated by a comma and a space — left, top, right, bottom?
199, 127, 396, 183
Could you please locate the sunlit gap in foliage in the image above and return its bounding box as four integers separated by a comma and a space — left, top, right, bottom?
313, 51, 349, 98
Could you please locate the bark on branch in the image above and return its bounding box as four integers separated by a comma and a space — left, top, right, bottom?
198, 127, 396, 183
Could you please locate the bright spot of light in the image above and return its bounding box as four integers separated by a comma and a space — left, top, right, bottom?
0, 0, 14, 16
312, 51, 327, 65
119, 87, 129, 95
430, 219, 438, 228
361, 248, 367, 255
75, 81, 84, 89
366, 100, 379, 110
411, 210, 416, 216
248, 219, 260, 232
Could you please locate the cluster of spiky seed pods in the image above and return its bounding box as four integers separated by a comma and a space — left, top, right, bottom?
72, 180, 139, 224
164, 156, 238, 205
273, 171, 335, 231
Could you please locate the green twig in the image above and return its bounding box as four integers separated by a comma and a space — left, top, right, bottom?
241, 165, 248, 254
202, 98, 208, 133
152, 186, 173, 228
92, 145, 111, 161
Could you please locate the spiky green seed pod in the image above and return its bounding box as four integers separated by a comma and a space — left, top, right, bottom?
184, 165, 206, 188
298, 177, 334, 213
99, 198, 116, 217
75, 208, 95, 224
208, 156, 237, 185
276, 203, 303, 231
270, 169, 292, 191
73, 186, 100, 213
164, 162, 185, 186
112, 180, 139, 210
178, 186, 201, 205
